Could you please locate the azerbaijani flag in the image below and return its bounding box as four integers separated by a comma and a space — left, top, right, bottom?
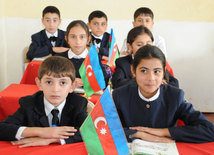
79, 45, 106, 96
108, 28, 119, 66
80, 88, 130, 155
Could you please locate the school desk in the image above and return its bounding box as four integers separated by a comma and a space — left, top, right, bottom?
0, 84, 100, 121
0, 141, 213, 155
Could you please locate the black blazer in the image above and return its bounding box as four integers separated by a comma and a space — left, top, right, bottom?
112, 55, 179, 89
113, 82, 214, 143
0, 91, 88, 144
27, 29, 68, 61
91, 32, 110, 57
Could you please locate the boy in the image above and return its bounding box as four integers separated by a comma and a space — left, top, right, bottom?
120, 7, 167, 58
27, 6, 69, 61
0, 56, 88, 147
87, 10, 110, 60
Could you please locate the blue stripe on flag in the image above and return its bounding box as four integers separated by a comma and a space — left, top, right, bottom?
100, 88, 130, 155
88, 45, 106, 89
108, 28, 116, 62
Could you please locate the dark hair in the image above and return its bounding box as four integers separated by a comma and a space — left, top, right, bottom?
127, 26, 154, 45
132, 45, 168, 81
38, 56, 76, 82
134, 7, 154, 20
88, 10, 108, 22
66, 20, 89, 37
42, 6, 60, 18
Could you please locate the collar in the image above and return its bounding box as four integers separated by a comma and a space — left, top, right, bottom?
91, 33, 103, 40
68, 48, 88, 59
45, 30, 58, 38
44, 97, 66, 116
138, 87, 160, 102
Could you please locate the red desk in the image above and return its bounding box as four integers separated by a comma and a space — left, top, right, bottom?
0, 84, 100, 121
0, 84, 39, 121
0, 141, 213, 155
20, 61, 42, 85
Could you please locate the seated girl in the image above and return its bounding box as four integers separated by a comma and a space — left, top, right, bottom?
56, 20, 110, 87
112, 26, 178, 89
112, 45, 214, 143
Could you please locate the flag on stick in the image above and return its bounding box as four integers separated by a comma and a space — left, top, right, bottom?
79, 45, 106, 96
80, 88, 130, 155
108, 28, 119, 66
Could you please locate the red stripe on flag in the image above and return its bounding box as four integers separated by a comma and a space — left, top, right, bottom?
91, 100, 118, 155
84, 54, 101, 92
109, 43, 118, 65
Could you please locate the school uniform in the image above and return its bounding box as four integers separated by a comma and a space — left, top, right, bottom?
111, 55, 179, 89
0, 91, 88, 144
27, 29, 68, 61
113, 82, 214, 143
91, 32, 110, 57
56, 49, 110, 85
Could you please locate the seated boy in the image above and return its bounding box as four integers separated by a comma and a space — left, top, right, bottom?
0, 56, 88, 147
87, 10, 110, 60
27, 6, 69, 61
120, 7, 167, 58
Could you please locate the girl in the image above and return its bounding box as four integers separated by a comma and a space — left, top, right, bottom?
112, 26, 178, 89
56, 20, 109, 87
113, 45, 214, 143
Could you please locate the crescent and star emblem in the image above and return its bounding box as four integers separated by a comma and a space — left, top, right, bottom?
86, 65, 93, 77
94, 117, 107, 135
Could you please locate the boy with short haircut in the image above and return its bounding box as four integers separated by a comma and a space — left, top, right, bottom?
0, 56, 88, 147
27, 6, 69, 61
120, 7, 167, 58
87, 10, 110, 60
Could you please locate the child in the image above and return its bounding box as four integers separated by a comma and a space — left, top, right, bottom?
87, 10, 110, 60
112, 26, 178, 89
0, 56, 88, 147
120, 7, 167, 58
27, 6, 69, 61
113, 45, 214, 143
56, 20, 110, 87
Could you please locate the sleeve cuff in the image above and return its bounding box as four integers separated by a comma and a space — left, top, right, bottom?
15, 127, 27, 140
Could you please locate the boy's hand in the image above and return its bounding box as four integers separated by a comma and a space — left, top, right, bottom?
102, 56, 109, 61
52, 47, 69, 53
22, 126, 77, 139
11, 137, 59, 148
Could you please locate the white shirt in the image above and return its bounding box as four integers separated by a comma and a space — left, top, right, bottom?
91, 33, 103, 48
16, 97, 66, 145
138, 87, 160, 102
68, 48, 88, 59
46, 30, 58, 47
120, 32, 167, 58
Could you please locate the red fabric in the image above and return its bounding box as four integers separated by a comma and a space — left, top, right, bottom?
101, 60, 116, 73
0, 141, 213, 154
166, 61, 174, 77
0, 84, 39, 121
20, 61, 42, 85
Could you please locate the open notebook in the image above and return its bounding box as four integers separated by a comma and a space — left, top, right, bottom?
128, 139, 179, 155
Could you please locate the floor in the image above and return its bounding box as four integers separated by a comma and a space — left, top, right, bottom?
203, 113, 214, 124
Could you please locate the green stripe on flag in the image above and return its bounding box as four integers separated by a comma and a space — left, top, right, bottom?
80, 115, 105, 155
79, 63, 95, 96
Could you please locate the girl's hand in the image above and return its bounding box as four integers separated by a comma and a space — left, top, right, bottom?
130, 126, 171, 137
75, 78, 84, 88
130, 131, 174, 143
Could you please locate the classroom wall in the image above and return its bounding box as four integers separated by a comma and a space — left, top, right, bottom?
0, 0, 214, 112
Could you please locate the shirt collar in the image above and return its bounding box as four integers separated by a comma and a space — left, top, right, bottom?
138, 87, 160, 102
91, 33, 103, 40
44, 97, 66, 116
68, 48, 88, 59
45, 30, 58, 38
